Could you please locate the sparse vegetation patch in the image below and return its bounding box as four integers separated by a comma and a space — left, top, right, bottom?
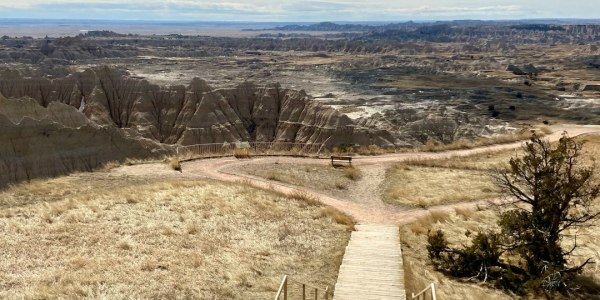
233, 162, 359, 192
383, 164, 498, 208
167, 156, 181, 171
0, 173, 351, 299
233, 148, 253, 159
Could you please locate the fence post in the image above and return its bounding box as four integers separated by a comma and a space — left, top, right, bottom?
314, 287, 318, 300
431, 282, 437, 300
283, 277, 288, 300
302, 283, 306, 300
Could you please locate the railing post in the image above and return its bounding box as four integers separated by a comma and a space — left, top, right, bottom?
275, 275, 288, 300
314, 287, 318, 300
302, 283, 306, 300
431, 282, 437, 300
324, 286, 329, 300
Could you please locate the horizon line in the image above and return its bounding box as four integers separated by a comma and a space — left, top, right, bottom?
1, 17, 600, 24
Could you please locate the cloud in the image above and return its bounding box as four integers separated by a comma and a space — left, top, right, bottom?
0, 0, 597, 21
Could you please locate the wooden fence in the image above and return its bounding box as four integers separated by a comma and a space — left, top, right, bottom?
411, 282, 437, 300
274, 275, 330, 300
177, 142, 323, 159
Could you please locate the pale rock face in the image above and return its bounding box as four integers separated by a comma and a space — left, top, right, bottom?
0, 95, 168, 187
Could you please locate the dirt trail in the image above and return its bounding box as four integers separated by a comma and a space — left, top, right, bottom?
123, 124, 600, 225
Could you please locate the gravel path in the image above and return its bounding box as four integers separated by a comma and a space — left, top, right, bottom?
117, 125, 600, 225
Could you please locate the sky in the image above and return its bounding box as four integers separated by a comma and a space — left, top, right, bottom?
0, 0, 598, 22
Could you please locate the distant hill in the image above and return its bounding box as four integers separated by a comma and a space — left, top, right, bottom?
268, 22, 378, 32
83, 30, 128, 37
252, 20, 600, 32
254, 21, 424, 32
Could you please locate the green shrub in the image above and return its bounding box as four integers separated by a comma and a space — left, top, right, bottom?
427, 134, 600, 296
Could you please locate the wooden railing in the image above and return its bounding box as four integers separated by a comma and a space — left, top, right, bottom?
274, 275, 330, 300
248, 142, 322, 155
411, 282, 437, 300
177, 142, 323, 159
177, 143, 236, 158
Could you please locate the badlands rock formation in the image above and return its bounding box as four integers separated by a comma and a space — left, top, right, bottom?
0, 67, 396, 186
0, 95, 166, 187
0, 67, 397, 148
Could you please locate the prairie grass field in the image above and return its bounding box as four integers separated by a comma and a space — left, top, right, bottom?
0, 169, 352, 299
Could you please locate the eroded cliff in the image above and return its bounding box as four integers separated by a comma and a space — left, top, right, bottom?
0, 67, 397, 148
0, 96, 167, 187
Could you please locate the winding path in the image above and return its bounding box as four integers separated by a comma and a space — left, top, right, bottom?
179, 125, 600, 225
116, 124, 600, 299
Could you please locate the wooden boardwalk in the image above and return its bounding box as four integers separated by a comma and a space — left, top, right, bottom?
333, 224, 406, 300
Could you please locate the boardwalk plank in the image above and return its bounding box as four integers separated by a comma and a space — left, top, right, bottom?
333, 224, 406, 300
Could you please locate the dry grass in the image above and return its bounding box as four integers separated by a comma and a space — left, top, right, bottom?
123, 157, 163, 166
233, 148, 253, 159
356, 145, 388, 156
343, 166, 362, 181
419, 130, 538, 152
167, 156, 181, 171
335, 182, 348, 190
0, 172, 351, 299
177, 144, 320, 161
540, 126, 553, 135
405, 149, 520, 171
383, 164, 499, 208
579, 134, 600, 165
408, 132, 599, 173
100, 160, 121, 171
454, 207, 477, 220
401, 132, 598, 176
320, 207, 355, 230
390, 134, 600, 208
328, 144, 395, 156
288, 190, 321, 206
101, 157, 169, 172
234, 163, 357, 192
260, 170, 297, 184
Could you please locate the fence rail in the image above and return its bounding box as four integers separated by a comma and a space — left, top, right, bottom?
274, 275, 329, 300
411, 282, 437, 300
177, 142, 323, 159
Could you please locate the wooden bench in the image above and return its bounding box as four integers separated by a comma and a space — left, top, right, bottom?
331, 156, 352, 166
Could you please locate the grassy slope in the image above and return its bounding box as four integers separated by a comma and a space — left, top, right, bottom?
382, 165, 498, 208
0, 172, 352, 299
234, 162, 359, 192
400, 134, 600, 299
382, 138, 532, 208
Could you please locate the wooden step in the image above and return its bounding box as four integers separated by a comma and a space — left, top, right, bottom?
333, 224, 406, 300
